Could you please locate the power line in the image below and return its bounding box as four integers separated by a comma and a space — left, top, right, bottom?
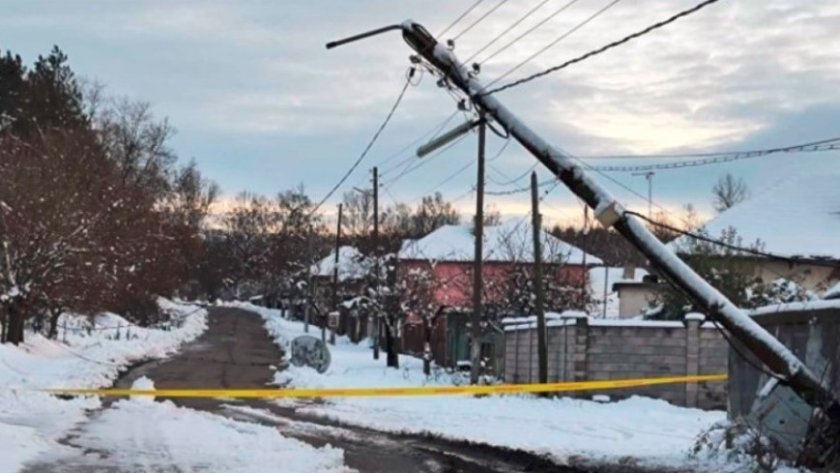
486, 177, 554, 195
465, 0, 553, 64
623, 210, 818, 265
438, 0, 486, 38
311, 74, 412, 216
376, 111, 460, 172
477, 0, 581, 66
428, 137, 512, 195
484, 0, 624, 89
487, 162, 538, 187
583, 137, 840, 172
484, 0, 723, 95
452, 0, 511, 41
384, 133, 470, 190
378, 110, 461, 177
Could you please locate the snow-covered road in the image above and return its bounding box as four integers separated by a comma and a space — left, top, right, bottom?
22, 306, 586, 473
9, 303, 735, 473
236, 302, 731, 472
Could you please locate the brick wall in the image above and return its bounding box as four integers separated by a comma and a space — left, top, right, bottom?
503, 313, 728, 409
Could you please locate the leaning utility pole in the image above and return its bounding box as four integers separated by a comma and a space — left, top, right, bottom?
326, 22, 840, 420
530, 171, 548, 384
330, 203, 343, 345
372, 166, 381, 360
470, 111, 486, 385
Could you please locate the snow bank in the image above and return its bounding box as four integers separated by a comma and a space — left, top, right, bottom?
67, 398, 348, 473
0, 299, 207, 472
232, 301, 726, 469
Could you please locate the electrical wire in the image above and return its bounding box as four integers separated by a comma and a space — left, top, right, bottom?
486, 177, 555, 195
464, 0, 553, 64
484, 0, 624, 89
622, 210, 830, 267
438, 0, 486, 38
586, 138, 840, 172
483, 0, 723, 95
452, 0, 511, 41
385, 133, 470, 190
478, 0, 581, 66
578, 137, 840, 160
310, 75, 412, 216
378, 110, 461, 177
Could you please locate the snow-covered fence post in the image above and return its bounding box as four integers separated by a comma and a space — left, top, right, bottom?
684, 312, 704, 408
572, 317, 589, 382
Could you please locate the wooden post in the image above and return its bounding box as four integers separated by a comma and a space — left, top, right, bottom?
305, 224, 313, 333
372, 167, 380, 360
531, 171, 548, 384
470, 111, 486, 385
330, 203, 342, 345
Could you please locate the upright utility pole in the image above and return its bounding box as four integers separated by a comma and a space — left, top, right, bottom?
372, 167, 381, 360
470, 111, 486, 385
530, 171, 548, 384
330, 203, 343, 345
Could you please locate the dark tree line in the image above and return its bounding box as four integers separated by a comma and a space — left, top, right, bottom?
0, 46, 217, 344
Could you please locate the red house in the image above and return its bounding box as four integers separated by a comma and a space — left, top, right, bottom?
397, 221, 601, 369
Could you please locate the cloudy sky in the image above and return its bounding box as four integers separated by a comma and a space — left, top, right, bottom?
3, 0, 839, 227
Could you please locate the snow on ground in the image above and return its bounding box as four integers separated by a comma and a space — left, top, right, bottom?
55, 377, 347, 473
0, 298, 207, 473
230, 301, 727, 469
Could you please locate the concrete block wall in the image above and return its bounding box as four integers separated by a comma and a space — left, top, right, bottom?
502, 314, 728, 409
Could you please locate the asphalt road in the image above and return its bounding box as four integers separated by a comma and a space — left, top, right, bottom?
24, 307, 686, 473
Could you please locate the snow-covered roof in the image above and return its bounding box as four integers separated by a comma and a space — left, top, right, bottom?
671, 173, 840, 260
398, 222, 602, 265
311, 246, 371, 281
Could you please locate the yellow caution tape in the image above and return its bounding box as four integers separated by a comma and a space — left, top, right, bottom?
46, 374, 727, 399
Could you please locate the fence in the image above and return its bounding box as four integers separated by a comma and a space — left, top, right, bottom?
502, 313, 728, 409
728, 301, 840, 419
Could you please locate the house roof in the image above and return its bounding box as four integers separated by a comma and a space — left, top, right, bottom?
398, 221, 602, 265
311, 246, 371, 281
670, 173, 840, 260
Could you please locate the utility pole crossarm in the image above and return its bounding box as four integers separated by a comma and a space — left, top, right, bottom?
390, 21, 837, 416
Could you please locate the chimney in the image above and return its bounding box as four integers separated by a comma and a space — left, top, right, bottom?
623, 264, 636, 280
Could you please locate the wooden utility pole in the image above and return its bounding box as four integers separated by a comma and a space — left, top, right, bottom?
372, 167, 381, 360
530, 171, 548, 384
329, 203, 343, 345
304, 224, 313, 333
470, 111, 486, 385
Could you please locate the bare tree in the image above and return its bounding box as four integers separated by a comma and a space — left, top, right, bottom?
712, 173, 749, 213
342, 189, 374, 237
